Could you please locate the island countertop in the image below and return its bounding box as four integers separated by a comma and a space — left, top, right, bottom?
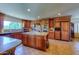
22, 31, 48, 36
0, 36, 22, 54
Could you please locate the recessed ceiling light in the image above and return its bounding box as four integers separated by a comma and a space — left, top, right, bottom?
27, 8, 31, 12
57, 13, 61, 16
37, 16, 40, 18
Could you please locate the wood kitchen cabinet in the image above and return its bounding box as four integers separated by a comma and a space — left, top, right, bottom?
61, 22, 70, 41
48, 32, 54, 39
55, 16, 70, 22
48, 18, 54, 40
54, 21, 71, 41
55, 31, 61, 40
54, 16, 72, 41
35, 36, 45, 50
27, 35, 36, 47
22, 20, 31, 32
22, 20, 31, 28
48, 16, 72, 41
55, 21, 60, 28
54, 21, 61, 40
22, 34, 28, 46
0, 13, 4, 32
49, 18, 54, 28
22, 34, 35, 47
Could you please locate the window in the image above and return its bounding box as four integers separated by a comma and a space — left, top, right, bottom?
3, 21, 22, 30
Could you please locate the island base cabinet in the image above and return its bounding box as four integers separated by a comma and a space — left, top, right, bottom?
22, 35, 28, 46
28, 35, 36, 48
27, 36, 32, 47
35, 36, 46, 51
22, 34, 47, 51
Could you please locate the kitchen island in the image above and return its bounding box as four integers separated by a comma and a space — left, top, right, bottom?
22, 32, 49, 51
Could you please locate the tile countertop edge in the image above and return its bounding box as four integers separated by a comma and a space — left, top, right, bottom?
22, 32, 48, 36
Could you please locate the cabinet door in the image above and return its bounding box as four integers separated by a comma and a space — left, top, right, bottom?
60, 16, 70, 21
22, 35, 28, 45
55, 21, 61, 40
27, 35, 32, 47
17, 33, 22, 40
55, 22, 60, 28
49, 18, 54, 28
55, 31, 61, 40
0, 13, 4, 30
35, 36, 45, 50
30, 35, 36, 48
48, 32, 54, 39
23, 20, 31, 28
61, 22, 70, 41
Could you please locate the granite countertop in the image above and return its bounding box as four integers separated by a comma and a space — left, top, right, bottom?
0, 36, 22, 54
0, 31, 23, 35
22, 31, 48, 36
0, 32, 12, 34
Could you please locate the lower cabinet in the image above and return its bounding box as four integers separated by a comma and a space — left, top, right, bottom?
55, 31, 61, 40
35, 36, 42, 49
22, 34, 28, 46
35, 36, 45, 50
30, 35, 36, 48
9, 32, 23, 40
48, 32, 54, 39
27, 35, 36, 47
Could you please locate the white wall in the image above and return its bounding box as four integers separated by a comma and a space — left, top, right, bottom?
0, 3, 27, 19
71, 18, 79, 33
4, 15, 22, 23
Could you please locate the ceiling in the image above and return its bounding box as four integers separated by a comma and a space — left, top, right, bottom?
0, 3, 79, 21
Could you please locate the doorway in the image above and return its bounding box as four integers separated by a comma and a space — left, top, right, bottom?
74, 23, 79, 38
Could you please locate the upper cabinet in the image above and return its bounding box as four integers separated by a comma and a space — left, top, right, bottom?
22, 20, 31, 28
22, 20, 31, 32
49, 18, 54, 28
55, 16, 71, 22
